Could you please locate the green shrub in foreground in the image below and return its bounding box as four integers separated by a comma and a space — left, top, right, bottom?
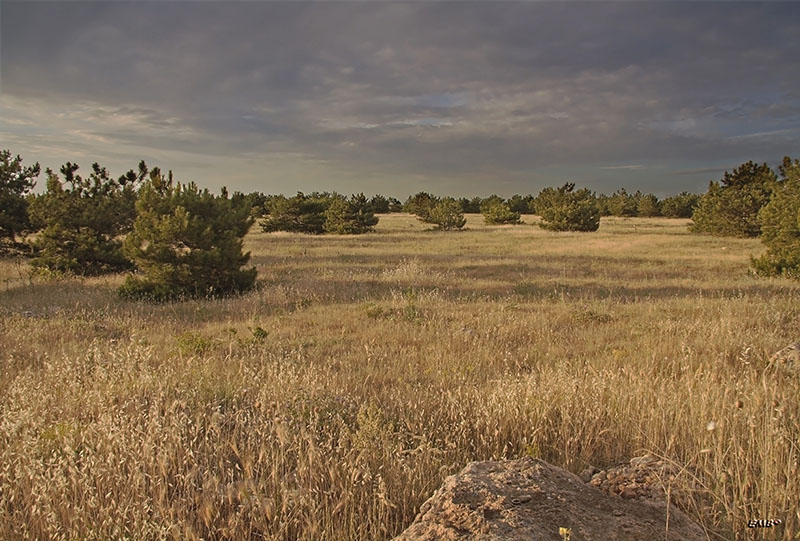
0, 150, 40, 246
120, 169, 256, 301
28, 161, 142, 275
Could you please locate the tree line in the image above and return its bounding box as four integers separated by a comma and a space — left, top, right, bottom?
2, 149, 799, 300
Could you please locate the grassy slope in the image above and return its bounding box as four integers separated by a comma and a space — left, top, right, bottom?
0, 215, 797, 540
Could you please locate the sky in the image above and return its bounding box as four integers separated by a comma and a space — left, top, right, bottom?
1, 1, 799, 198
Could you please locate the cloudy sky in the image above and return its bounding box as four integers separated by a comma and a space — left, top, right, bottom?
2, 2, 799, 198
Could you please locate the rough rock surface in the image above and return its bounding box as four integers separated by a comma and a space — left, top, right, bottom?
394, 458, 707, 541
587, 454, 697, 507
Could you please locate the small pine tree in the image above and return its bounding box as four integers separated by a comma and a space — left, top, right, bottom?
403, 192, 438, 222
507, 194, 535, 214
479, 195, 505, 213
690, 161, 776, 237
260, 192, 329, 233
120, 169, 256, 300
387, 197, 403, 213
595, 194, 612, 216
0, 150, 40, 246
457, 196, 482, 213
28, 161, 142, 275
661, 192, 700, 218
369, 194, 390, 213
752, 156, 800, 278
231, 191, 268, 218
482, 202, 521, 225
606, 188, 638, 217
324, 193, 379, 234
537, 183, 600, 232
636, 193, 661, 217
426, 197, 466, 230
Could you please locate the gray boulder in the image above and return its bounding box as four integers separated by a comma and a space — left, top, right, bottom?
394, 458, 707, 541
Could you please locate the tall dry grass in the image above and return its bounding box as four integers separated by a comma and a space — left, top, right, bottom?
0, 215, 797, 540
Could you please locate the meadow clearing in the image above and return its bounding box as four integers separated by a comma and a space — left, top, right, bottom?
0, 214, 797, 540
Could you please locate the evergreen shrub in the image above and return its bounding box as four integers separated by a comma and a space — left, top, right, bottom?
120, 169, 256, 301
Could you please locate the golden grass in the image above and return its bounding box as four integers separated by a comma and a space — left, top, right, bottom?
1, 215, 798, 540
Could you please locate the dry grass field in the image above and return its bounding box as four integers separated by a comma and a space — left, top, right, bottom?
1, 214, 798, 540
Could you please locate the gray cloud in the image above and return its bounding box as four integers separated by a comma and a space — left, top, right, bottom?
2, 1, 799, 197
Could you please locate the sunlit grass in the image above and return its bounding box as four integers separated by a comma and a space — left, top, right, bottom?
0, 215, 797, 540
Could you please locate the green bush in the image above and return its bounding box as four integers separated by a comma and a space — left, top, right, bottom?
120, 169, 256, 301
368, 194, 390, 213
507, 194, 535, 214
595, 194, 611, 216
536, 183, 600, 232
0, 150, 40, 246
636, 193, 661, 217
461, 196, 483, 214
606, 188, 638, 217
691, 161, 776, 237
482, 202, 521, 225
324, 193, 379, 234
426, 197, 466, 230
403, 192, 438, 222
752, 157, 800, 278
479, 195, 504, 213
369, 194, 401, 213
661, 191, 700, 218
260, 192, 329, 233
28, 161, 142, 275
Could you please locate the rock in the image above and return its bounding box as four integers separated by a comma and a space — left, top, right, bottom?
629, 454, 656, 469
585, 455, 697, 510
394, 458, 706, 541
579, 466, 599, 483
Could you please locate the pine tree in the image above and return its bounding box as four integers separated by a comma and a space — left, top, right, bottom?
403, 192, 438, 222
661, 192, 700, 218
426, 197, 466, 230
369, 194, 390, 213
636, 193, 661, 217
387, 197, 403, 213
120, 169, 257, 300
482, 201, 522, 224
690, 161, 776, 237
606, 188, 638, 217
28, 161, 143, 275
324, 193, 379, 234
537, 183, 600, 232
507, 194, 535, 214
0, 150, 40, 246
260, 192, 329, 233
479, 195, 505, 213
752, 157, 800, 278
457, 196, 482, 213
595, 194, 612, 216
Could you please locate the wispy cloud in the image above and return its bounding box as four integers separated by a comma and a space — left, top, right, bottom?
600, 165, 645, 170
726, 129, 794, 141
